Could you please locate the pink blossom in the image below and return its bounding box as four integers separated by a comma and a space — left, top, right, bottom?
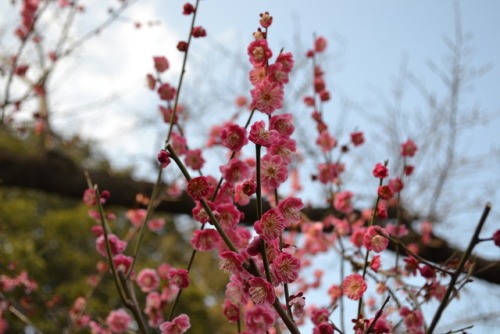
234, 183, 251, 205
400, 307, 425, 333
378, 185, 394, 200
370, 255, 381, 272
220, 123, 248, 152
106, 309, 131, 333
245, 305, 275, 334
113, 254, 133, 274
328, 285, 342, 304
249, 120, 279, 147
169, 132, 187, 155
96, 234, 127, 257
314, 36, 327, 52
187, 176, 210, 200
259, 154, 288, 189
191, 200, 214, 224
153, 56, 169, 72
288, 293, 306, 318
214, 203, 241, 229
157, 83, 176, 101
363, 226, 389, 253
313, 322, 334, 334
136, 268, 160, 293
276, 52, 294, 73
350, 132, 365, 146
373, 163, 389, 178
249, 66, 267, 85
247, 39, 272, 67
385, 223, 408, 237
316, 131, 336, 152
182, 3, 195, 15
225, 274, 249, 305
350, 227, 366, 248
248, 277, 275, 305
254, 209, 285, 241
192, 26, 206, 38
157, 149, 171, 168
334, 191, 354, 214
83, 189, 96, 206
219, 251, 245, 274
277, 197, 304, 226
267, 62, 289, 85
267, 136, 296, 164
220, 158, 251, 184
342, 274, 367, 300
269, 113, 294, 137
272, 252, 301, 283
159, 314, 190, 334
184, 149, 205, 170
251, 79, 284, 115
190, 229, 220, 251
401, 139, 418, 157
223, 299, 240, 323
148, 218, 165, 232
126, 209, 147, 227
167, 268, 189, 289
311, 308, 329, 325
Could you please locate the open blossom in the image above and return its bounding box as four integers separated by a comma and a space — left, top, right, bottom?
251, 79, 284, 115
137, 268, 160, 293
157, 83, 176, 101
219, 251, 245, 274
278, 197, 304, 225
342, 274, 367, 300
247, 39, 272, 67
159, 314, 190, 334
334, 191, 354, 214
167, 268, 189, 289
126, 208, 147, 226
363, 226, 389, 253
259, 154, 288, 189
223, 299, 240, 323
184, 149, 205, 170
190, 229, 220, 251
270, 113, 294, 137
106, 309, 131, 333
272, 251, 301, 283
267, 62, 289, 85
245, 305, 275, 334
220, 158, 251, 184
316, 130, 336, 152
248, 277, 275, 305
400, 307, 424, 333
113, 254, 133, 274
220, 123, 248, 152
254, 209, 285, 241
267, 136, 296, 164
96, 234, 127, 257
401, 139, 418, 157
187, 176, 210, 200
153, 56, 169, 72
249, 120, 279, 147
389, 178, 404, 193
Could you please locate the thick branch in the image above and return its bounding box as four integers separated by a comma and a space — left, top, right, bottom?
1, 149, 498, 285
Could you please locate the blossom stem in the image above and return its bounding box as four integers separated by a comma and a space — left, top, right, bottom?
427, 203, 491, 334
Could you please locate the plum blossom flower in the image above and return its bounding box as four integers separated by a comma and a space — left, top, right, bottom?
153, 56, 169, 72
401, 139, 418, 157
184, 149, 205, 170
259, 154, 288, 189
342, 274, 367, 300
259, 12, 273, 28
137, 268, 160, 293
219, 251, 245, 274
373, 163, 389, 178
272, 251, 301, 283
157, 149, 171, 168
350, 132, 364, 146
248, 277, 275, 305
96, 234, 127, 257
167, 268, 189, 289
106, 309, 131, 333
277, 197, 304, 226
245, 305, 275, 334
157, 83, 176, 101
220, 158, 251, 184
251, 79, 284, 115
269, 113, 295, 138
334, 191, 354, 214
254, 209, 285, 241
249, 120, 279, 147
314, 36, 327, 52
247, 39, 272, 67
223, 299, 240, 323
378, 185, 394, 200
363, 226, 389, 253
220, 123, 248, 152
159, 314, 190, 334
190, 229, 220, 251
186, 176, 210, 200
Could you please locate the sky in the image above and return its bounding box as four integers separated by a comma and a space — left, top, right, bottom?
1, 0, 500, 332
